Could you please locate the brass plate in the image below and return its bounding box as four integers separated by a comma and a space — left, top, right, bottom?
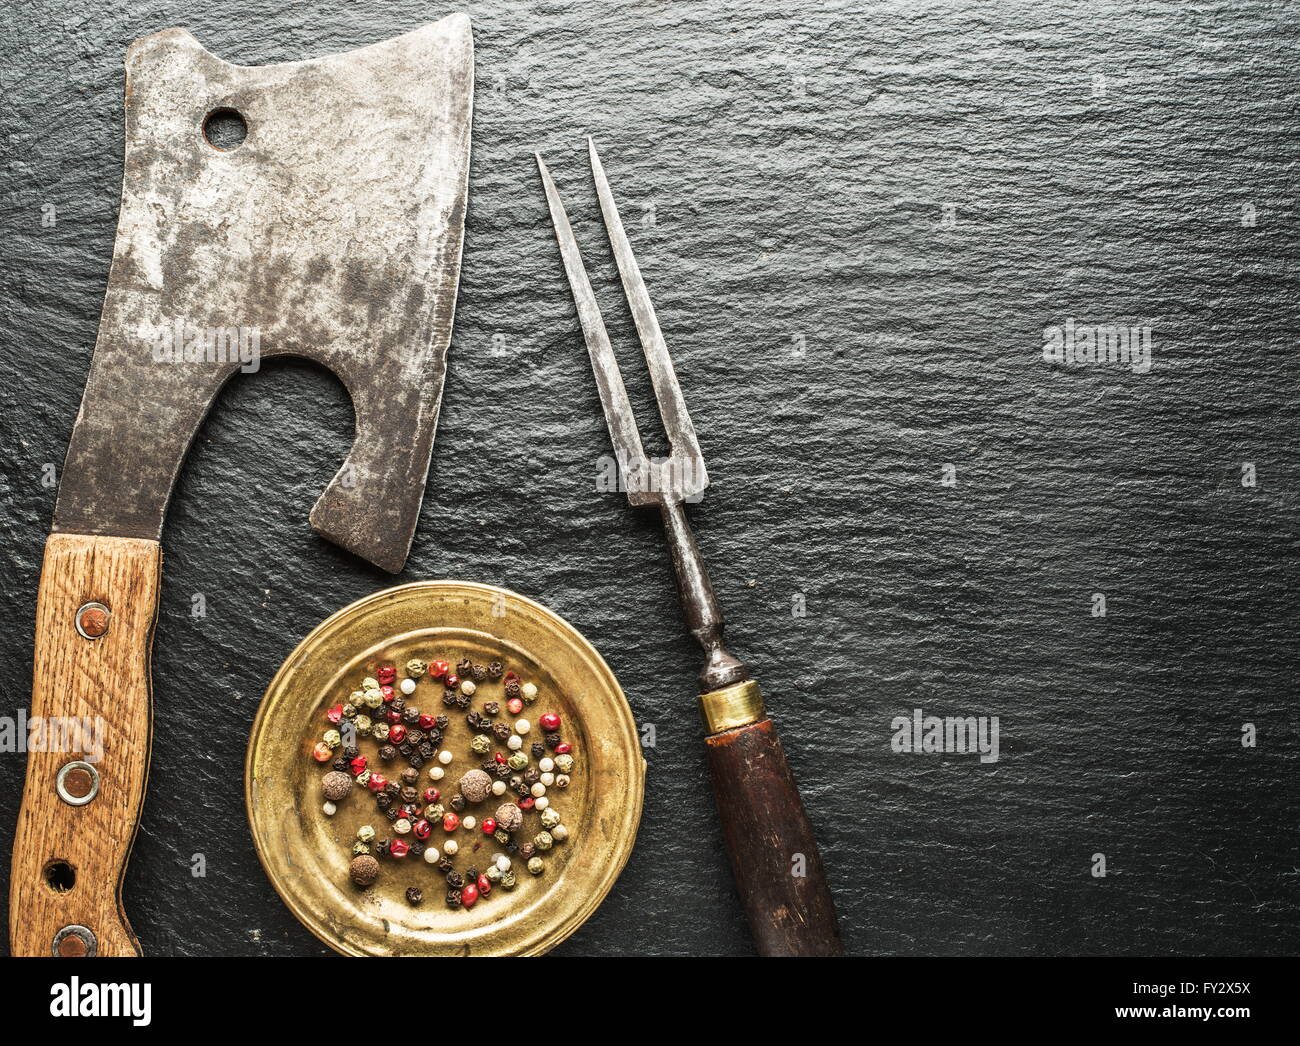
246, 581, 645, 956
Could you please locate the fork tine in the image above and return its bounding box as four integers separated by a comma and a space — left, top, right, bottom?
587, 138, 708, 496
535, 152, 652, 496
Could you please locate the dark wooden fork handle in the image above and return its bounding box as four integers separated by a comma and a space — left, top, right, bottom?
701, 680, 843, 956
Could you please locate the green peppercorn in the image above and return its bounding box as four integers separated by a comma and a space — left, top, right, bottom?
534, 831, 553, 851
406, 659, 429, 677
357, 824, 376, 843
527, 856, 544, 876
485, 865, 504, 884
554, 753, 575, 774
322, 729, 341, 750
470, 734, 491, 755
342, 703, 358, 719
494, 829, 511, 845
540, 808, 560, 830
507, 752, 528, 772
351, 841, 372, 856
372, 722, 390, 741
501, 871, 517, 889
363, 689, 383, 709
355, 715, 373, 736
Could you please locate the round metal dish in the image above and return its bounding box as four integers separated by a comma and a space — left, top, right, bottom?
246, 581, 645, 956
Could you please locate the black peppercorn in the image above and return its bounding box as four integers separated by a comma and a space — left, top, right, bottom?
531, 742, 545, 759
398, 742, 414, 758
495, 829, 511, 845
504, 679, 521, 699
402, 708, 420, 726
483, 701, 499, 716
436, 714, 450, 730
488, 661, 503, 679
390, 698, 405, 714
386, 781, 401, 795
544, 732, 561, 750
493, 722, 511, 742
376, 792, 394, 810
400, 767, 419, 785
465, 866, 479, 881
472, 664, 487, 681
493, 763, 511, 779
400, 786, 419, 804
374, 840, 391, 858
446, 871, 464, 889
442, 689, 459, 707
445, 889, 462, 908
456, 659, 473, 678
450, 794, 466, 812
406, 886, 424, 906
524, 768, 540, 785
407, 754, 425, 770
514, 781, 530, 797
385, 808, 399, 822
418, 741, 436, 760
342, 745, 360, 761
332, 757, 350, 772
378, 744, 396, 763
409, 841, 426, 858
426, 729, 444, 747
406, 728, 425, 746
466, 712, 483, 729
454, 692, 471, 710
438, 856, 454, 874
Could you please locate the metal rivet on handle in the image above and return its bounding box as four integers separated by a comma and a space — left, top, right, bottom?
52, 924, 97, 957
56, 761, 100, 806
75, 602, 111, 639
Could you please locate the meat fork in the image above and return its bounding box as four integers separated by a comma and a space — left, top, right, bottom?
536, 140, 842, 956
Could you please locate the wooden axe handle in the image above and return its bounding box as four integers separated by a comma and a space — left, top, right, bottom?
9, 533, 158, 957
700, 681, 843, 956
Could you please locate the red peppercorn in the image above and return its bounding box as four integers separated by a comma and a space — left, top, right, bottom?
413, 819, 432, 839
429, 660, 450, 679
418, 713, 437, 731
423, 787, 441, 803
445, 674, 459, 688
367, 773, 387, 792
312, 742, 333, 762
507, 697, 523, 715
519, 796, 535, 810
461, 882, 479, 907
350, 755, 368, 775
494, 752, 507, 764
386, 709, 402, 725
443, 812, 460, 832
481, 818, 497, 835
379, 685, 395, 703
477, 874, 491, 896
388, 724, 407, 744
539, 712, 561, 732
327, 703, 344, 724
555, 742, 572, 755
376, 666, 396, 686
389, 838, 410, 858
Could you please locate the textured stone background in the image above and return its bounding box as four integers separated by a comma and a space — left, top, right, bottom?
1, 0, 1297, 956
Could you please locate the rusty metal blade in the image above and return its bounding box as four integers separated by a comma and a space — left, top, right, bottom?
535, 151, 655, 504
53, 16, 475, 572
586, 138, 707, 501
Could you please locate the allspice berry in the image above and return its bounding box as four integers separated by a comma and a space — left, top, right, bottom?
321, 771, 353, 802
494, 801, 523, 833
458, 768, 492, 803
349, 854, 380, 888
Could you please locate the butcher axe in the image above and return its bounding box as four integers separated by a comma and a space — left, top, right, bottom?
9, 16, 474, 956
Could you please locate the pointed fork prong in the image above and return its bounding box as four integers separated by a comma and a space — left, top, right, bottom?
536, 152, 656, 502
587, 138, 708, 499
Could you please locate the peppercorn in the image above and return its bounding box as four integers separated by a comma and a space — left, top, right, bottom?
377, 665, 396, 686
462, 882, 479, 907
331, 757, 349, 772
507, 752, 528, 772
445, 889, 462, 908
485, 865, 504, 884
389, 838, 410, 859
472, 664, 488, 681
407, 755, 425, 771
409, 840, 426, 858
523, 768, 540, 785
418, 713, 437, 731
519, 796, 536, 810
527, 857, 544, 876
551, 824, 569, 843
456, 659, 473, 678
406, 886, 424, 906
438, 856, 454, 874
519, 842, 536, 859
458, 768, 492, 803
493, 723, 511, 743
322, 771, 353, 801
539, 712, 561, 732
544, 732, 561, 750
465, 865, 479, 881
554, 753, 575, 774
482, 817, 497, 835
379, 744, 397, 763
495, 829, 511, 845
495, 803, 523, 833
555, 774, 571, 789
540, 807, 561, 830
514, 780, 530, 798
394, 818, 412, 835
351, 841, 371, 856
374, 839, 390, 857
443, 812, 460, 832
507, 697, 524, 716
446, 871, 464, 889
531, 742, 545, 759
402, 708, 420, 726
376, 792, 394, 811
430, 659, 450, 680
442, 690, 459, 708
454, 692, 471, 710
488, 661, 504, 679
501, 871, 517, 889
405, 728, 425, 747
470, 734, 491, 755
435, 714, 450, 730
449, 794, 466, 812
461, 680, 478, 697
406, 659, 428, 677
504, 679, 521, 700
312, 742, 333, 762
401, 785, 419, 804
349, 855, 380, 887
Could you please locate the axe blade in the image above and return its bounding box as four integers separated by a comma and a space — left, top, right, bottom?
53, 16, 475, 572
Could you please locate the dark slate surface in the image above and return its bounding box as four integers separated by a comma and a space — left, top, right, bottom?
1, 1, 1296, 956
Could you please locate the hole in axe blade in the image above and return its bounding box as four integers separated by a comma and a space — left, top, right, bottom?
203, 107, 248, 151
